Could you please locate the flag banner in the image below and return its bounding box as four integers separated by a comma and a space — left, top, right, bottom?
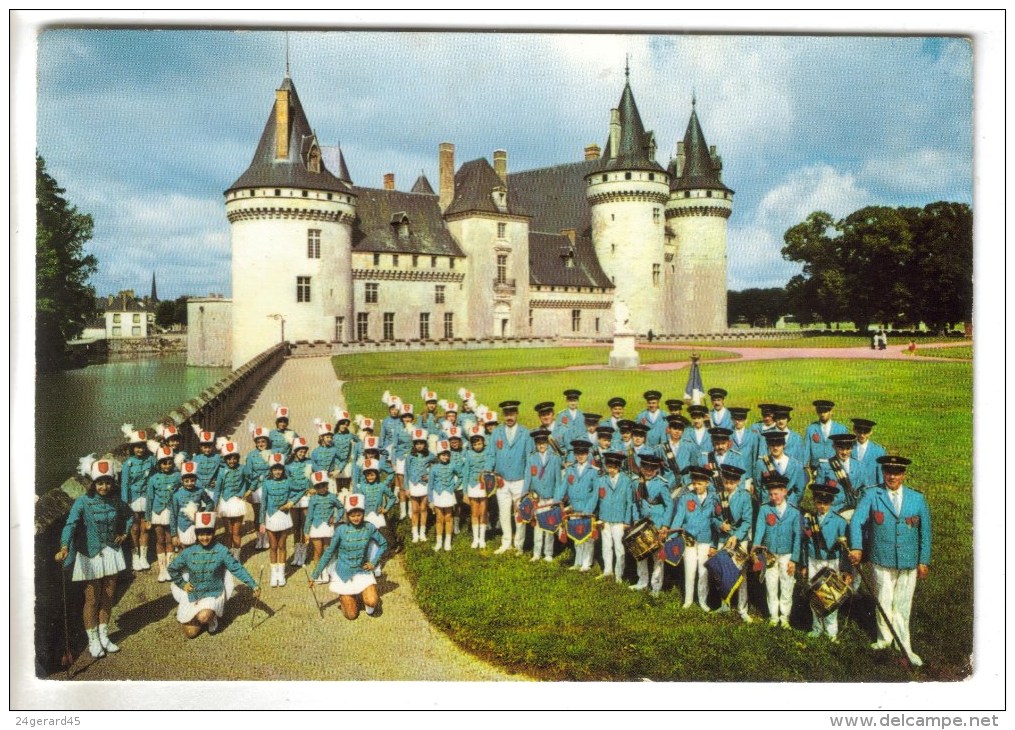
684, 358, 705, 404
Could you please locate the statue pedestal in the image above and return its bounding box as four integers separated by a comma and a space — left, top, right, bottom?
608, 332, 640, 369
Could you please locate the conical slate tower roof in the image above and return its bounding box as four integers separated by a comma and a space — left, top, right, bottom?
410, 173, 436, 195
333, 146, 352, 184
227, 77, 352, 194
594, 76, 664, 174
671, 102, 732, 193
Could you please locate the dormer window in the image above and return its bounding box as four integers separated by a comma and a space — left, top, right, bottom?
492, 186, 507, 212
390, 212, 411, 240
304, 136, 321, 173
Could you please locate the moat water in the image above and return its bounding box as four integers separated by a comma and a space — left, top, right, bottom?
35, 354, 230, 495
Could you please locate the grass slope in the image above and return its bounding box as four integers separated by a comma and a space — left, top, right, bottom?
917, 346, 972, 359
343, 358, 971, 682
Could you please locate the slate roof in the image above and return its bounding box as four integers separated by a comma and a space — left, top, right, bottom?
351, 187, 465, 257
593, 81, 665, 174
320, 146, 352, 184
102, 294, 154, 312
444, 158, 526, 217
671, 105, 732, 193
410, 174, 435, 195
529, 232, 614, 289
227, 78, 352, 194
507, 159, 599, 239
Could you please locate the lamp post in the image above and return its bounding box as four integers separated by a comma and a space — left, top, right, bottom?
268, 313, 286, 346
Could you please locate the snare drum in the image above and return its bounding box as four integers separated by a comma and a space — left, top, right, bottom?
516, 492, 537, 524
808, 567, 853, 617
622, 518, 661, 561
705, 548, 748, 604
564, 513, 596, 544
534, 503, 564, 533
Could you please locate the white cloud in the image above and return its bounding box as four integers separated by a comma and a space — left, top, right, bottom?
757, 164, 873, 226
859, 148, 971, 197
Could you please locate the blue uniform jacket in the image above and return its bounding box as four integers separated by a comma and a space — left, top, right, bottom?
655, 438, 702, 486
311, 444, 339, 474
669, 490, 720, 545
259, 475, 301, 523
524, 451, 562, 499
708, 407, 734, 430
754, 502, 802, 559
702, 449, 749, 487
353, 475, 394, 514
379, 415, 402, 452
169, 541, 258, 600
803, 420, 849, 470
311, 522, 388, 582
269, 428, 296, 458
752, 454, 808, 506
729, 428, 761, 465
192, 452, 222, 492
145, 470, 180, 522
212, 464, 250, 504
851, 440, 887, 488
428, 459, 461, 500
634, 409, 668, 447
596, 472, 637, 524
802, 510, 848, 561
555, 462, 600, 513
286, 459, 314, 502
120, 454, 154, 504
417, 411, 440, 437
556, 408, 585, 447
780, 429, 806, 464
849, 485, 931, 569
61, 493, 133, 567
814, 459, 865, 513
460, 447, 494, 488
712, 488, 754, 543
170, 486, 214, 537
490, 424, 533, 481
333, 432, 358, 469
393, 427, 415, 462
305, 492, 344, 533
405, 452, 433, 484
636, 474, 674, 527
243, 448, 271, 487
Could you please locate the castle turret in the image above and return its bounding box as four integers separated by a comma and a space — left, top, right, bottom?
225, 75, 356, 368
665, 97, 733, 335
585, 69, 669, 335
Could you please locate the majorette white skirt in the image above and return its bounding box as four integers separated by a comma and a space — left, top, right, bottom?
218, 496, 247, 518
248, 485, 262, 504
408, 481, 428, 498
177, 526, 197, 546
466, 483, 487, 500
171, 569, 234, 624
430, 491, 456, 508
365, 512, 387, 530
72, 546, 126, 582
265, 510, 293, 532
309, 523, 335, 539
130, 497, 147, 513
150, 508, 170, 526
394, 458, 406, 476
296, 494, 310, 509
328, 571, 376, 596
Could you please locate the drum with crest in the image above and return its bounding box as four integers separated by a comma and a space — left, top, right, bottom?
705, 547, 748, 604
480, 471, 504, 498
621, 518, 661, 561
807, 567, 853, 618
659, 531, 686, 566
516, 492, 537, 525
535, 503, 564, 533
564, 513, 596, 544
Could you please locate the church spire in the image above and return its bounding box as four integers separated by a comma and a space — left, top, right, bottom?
150, 271, 158, 303
594, 65, 663, 173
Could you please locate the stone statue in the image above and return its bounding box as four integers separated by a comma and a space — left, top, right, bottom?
614, 299, 631, 334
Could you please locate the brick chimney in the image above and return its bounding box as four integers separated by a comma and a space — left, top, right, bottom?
584, 143, 600, 161
275, 86, 290, 160
439, 142, 455, 213
383, 173, 395, 190
561, 228, 576, 244
609, 108, 620, 159
493, 149, 508, 182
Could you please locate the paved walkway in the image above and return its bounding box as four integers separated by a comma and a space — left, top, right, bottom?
51, 358, 519, 682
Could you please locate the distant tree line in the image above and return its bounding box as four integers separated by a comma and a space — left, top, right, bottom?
155, 296, 189, 329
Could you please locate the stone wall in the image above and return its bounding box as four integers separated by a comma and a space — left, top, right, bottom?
106, 335, 186, 358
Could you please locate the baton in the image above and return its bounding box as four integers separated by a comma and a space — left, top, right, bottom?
250, 565, 264, 630
60, 567, 74, 677
855, 561, 915, 671
302, 563, 324, 619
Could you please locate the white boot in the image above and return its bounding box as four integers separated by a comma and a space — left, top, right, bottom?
411, 526, 419, 543
471, 524, 479, 549
292, 544, 303, 566
434, 536, 443, 552
399, 501, 408, 520
97, 624, 119, 653
444, 534, 452, 551
136, 549, 150, 570
453, 516, 460, 534
479, 524, 487, 548
276, 563, 287, 586
86, 628, 105, 658
419, 524, 426, 541
298, 543, 308, 566
157, 554, 171, 582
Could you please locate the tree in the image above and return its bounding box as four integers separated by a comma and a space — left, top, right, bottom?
727, 287, 788, 327
36, 155, 97, 372
155, 300, 177, 329
906, 202, 973, 333
781, 211, 847, 328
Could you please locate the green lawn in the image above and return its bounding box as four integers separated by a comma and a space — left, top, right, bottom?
343, 358, 972, 681
669, 335, 966, 349
918, 345, 972, 359
331, 346, 737, 381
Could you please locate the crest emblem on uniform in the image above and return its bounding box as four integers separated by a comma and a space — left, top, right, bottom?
714, 504, 722, 516
873, 510, 885, 525
530, 466, 538, 476
598, 487, 606, 499
568, 474, 574, 484
766, 512, 777, 526
562, 416, 568, 424
906, 516, 920, 527
497, 439, 504, 449
687, 500, 697, 512
98, 461, 110, 475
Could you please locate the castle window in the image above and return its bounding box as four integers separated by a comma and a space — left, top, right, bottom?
296, 276, 312, 303
307, 229, 321, 259
373, 253, 381, 266
133, 313, 141, 323
302, 190, 308, 198
529, 309, 533, 328
625, 172, 632, 180
383, 313, 395, 341
449, 258, 455, 269
435, 285, 445, 304
496, 255, 508, 284
412, 254, 419, 268
595, 317, 600, 333
356, 313, 369, 341
706, 190, 713, 198
611, 244, 616, 254
431, 256, 438, 268
308, 146, 320, 173
275, 189, 281, 197
419, 313, 431, 340
601, 175, 607, 183
649, 173, 655, 181
327, 193, 333, 201
653, 208, 660, 223
443, 312, 454, 340
113, 313, 121, 323
334, 316, 344, 341
684, 191, 690, 198
652, 263, 661, 286
497, 222, 506, 238
571, 309, 581, 332
365, 282, 379, 304
250, 189, 256, 197
392, 254, 399, 267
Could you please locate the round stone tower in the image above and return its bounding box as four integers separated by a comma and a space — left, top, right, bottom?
665, 98, 733, 335
585, 72, 669, 335
225, 75, 356, 369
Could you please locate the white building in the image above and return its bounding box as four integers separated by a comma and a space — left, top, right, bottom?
220, 68, 733, 369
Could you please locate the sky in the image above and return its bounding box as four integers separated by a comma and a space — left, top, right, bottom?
32, 22, 974, 300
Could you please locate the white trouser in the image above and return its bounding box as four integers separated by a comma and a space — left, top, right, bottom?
765, 552, 794, 620
533, 529, 555, 559
636, 555, 665, 591
496, 479, 525, 550
600, 522, 626, 580
873, 564, 918, 653
683, 542, 711, 607
735, 577, 749, 615
809, 557, 840, 636
574, 540, 595, 569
